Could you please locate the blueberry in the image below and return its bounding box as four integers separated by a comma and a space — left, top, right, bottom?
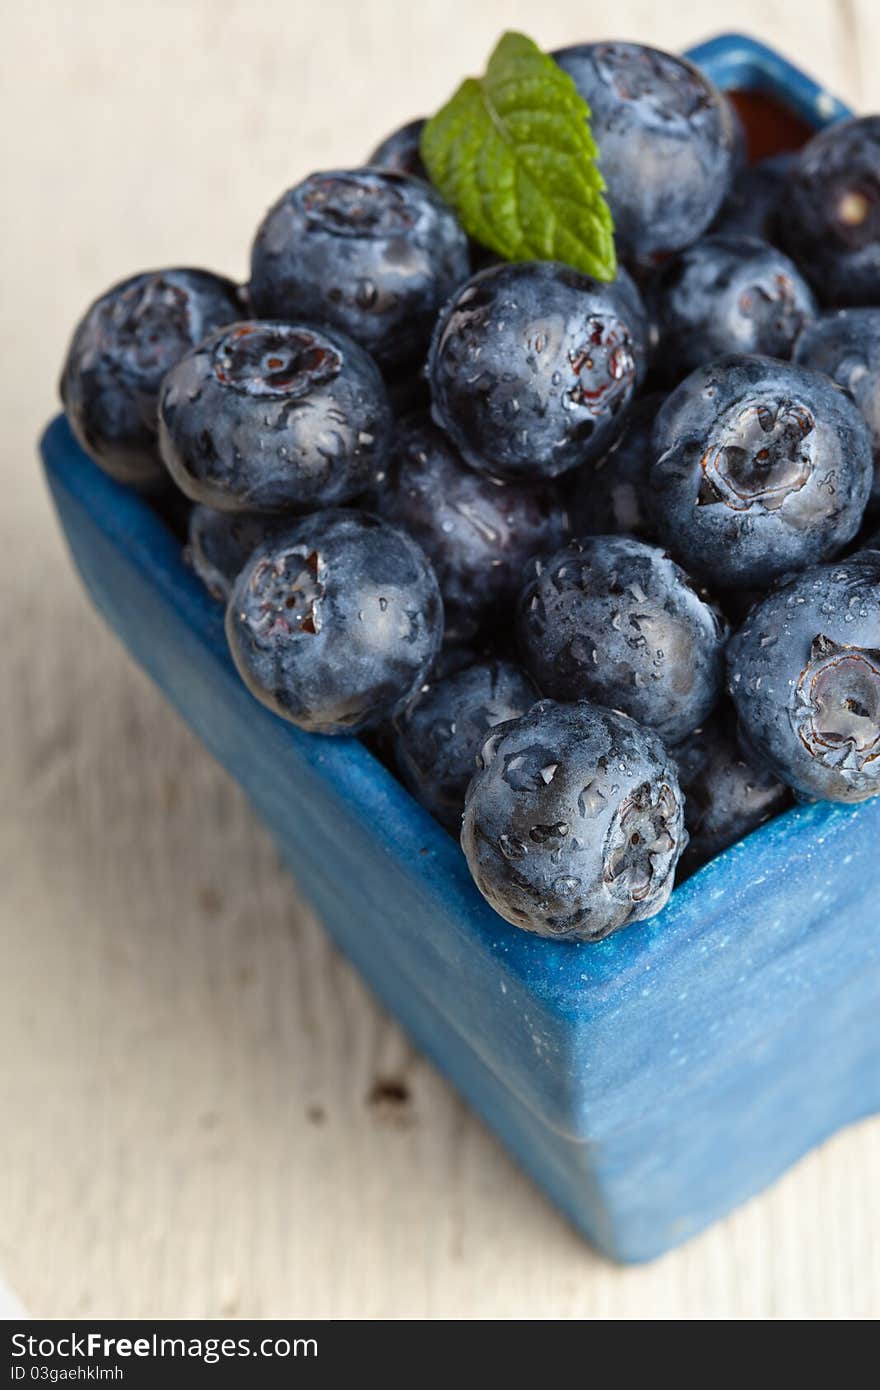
674, 708, 789, 868
226, 510, 443, 735
366, 122, 499, 279
652, 354, 873, 588
648, 235, 816, 380
567, 391, 666, 540
186, 505, 282, 602
428, 261, 643, 482
461, 699, 687, 941
553, 41, 737, 262
158, 320, 392, 513
371, 414, 569, 641
429, 639, 487, 682
59, 268, 242, 487
367, 118, 427, 178
249, 169, 469, 370
794, 308, 880, 513
516, 534, 726, 745
393, 659, 538, 830
727, 552, 880, 802
779, 117, 880, 305
711, 153, 794, 242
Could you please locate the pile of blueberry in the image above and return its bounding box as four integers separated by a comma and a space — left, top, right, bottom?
58, 40, 880, 944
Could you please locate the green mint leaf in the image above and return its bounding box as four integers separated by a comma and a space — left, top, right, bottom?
420, 31, 617, 282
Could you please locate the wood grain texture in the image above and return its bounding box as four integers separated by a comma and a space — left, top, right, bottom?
1, 0, 878, 1320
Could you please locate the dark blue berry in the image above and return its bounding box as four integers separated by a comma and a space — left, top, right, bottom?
249, 168, 469, 370
226, 510, 443, 735
648, 234, 816, 381
461, 699, 687, 941
727, 552, 880, 802
674, 708, 789, 868
652, 354, 873, 588
428, 261, 643, 482
567, 391, 666, 539
60, 268, 242, 486
711, 153, 793, 242
779, 117, 880, 305
393, 659, 538, 830
186, 505, 282, 602
158, 321, 392, 513
553, 41, 737, 262
516, 534, 726, 745
367, 118, 427, 177
794, 308, 880, 513
371, 414, 569, 641
429, 639, 487, 681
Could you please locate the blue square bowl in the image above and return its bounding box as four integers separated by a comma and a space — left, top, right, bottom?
42, 34, 879, 1263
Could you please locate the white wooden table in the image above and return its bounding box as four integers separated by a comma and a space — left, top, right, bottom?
2, 0, 878, 1320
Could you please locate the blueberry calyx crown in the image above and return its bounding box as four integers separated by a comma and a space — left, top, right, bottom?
213, 324, 341, 398
738, 270, 805, 334
603, 779, 680, 904
242, 547, 325, 639
566, 317, 635, 413
301, 173, 416, 239
793, 634, 880, 772
697, 396, 815, 512
831, 179, 880, 248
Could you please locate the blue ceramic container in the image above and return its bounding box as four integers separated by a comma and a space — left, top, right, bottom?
42, 35, 879, 1263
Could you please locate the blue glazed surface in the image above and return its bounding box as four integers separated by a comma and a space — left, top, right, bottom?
41, 35, 880, 1262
